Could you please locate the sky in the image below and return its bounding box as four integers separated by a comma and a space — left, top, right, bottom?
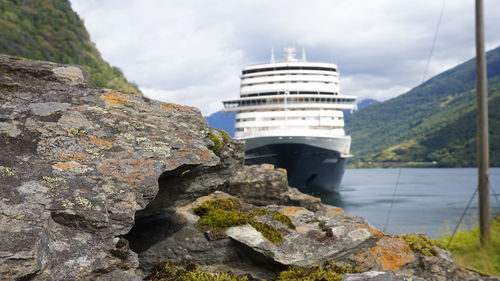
69, 0, 500, 116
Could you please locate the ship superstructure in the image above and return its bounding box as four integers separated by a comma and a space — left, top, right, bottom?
223, 47, 357, 193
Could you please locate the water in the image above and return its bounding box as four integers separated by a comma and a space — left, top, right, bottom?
321, 168, 500, 238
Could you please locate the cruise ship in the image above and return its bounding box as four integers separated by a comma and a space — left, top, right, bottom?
223, 47, 357, 194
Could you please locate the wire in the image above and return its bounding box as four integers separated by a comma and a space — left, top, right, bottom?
447, 187, 478, 248
422, 0, 447, 84
383, 168, 403, 232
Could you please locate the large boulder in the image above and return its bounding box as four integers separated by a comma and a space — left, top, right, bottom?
0, 54, 221, 280
139, 191, 500, 281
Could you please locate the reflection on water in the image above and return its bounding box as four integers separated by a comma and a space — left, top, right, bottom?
321, 168, 500, 238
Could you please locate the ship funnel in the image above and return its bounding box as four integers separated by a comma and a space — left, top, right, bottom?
284, 47, 297, 62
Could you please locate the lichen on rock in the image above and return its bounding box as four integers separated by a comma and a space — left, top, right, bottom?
0, 54, 219, 280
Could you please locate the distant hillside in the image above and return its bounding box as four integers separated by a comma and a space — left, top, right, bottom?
0, 0, 140, 94
346, 46, 500, 167
205, 111, 236, 137
344, 98, 379, 121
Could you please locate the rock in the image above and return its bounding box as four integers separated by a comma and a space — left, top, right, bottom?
0, 54, 218, 280
342, 271, 426, 281
137, 191, 499, 281
136, 192, 385, 277
227, 164, 323, 211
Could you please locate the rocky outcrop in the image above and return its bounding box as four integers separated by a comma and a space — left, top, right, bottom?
1, 54, 499, 281
0, 54, 221, 280
141, 192, 499, 281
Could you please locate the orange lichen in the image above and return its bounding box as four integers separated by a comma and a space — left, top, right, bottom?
194, 150, 213, 162
86, 135, 114, 149
322, 206, 344, 216
100, 91, 130, 107
356, 236, 415, 272
97, 159, 154, 184
161, 103, 196, 112
276, 168, 287, 174
278, 206, 308, 217
356, 224, 384, 238
261, 163, 275, 169
52, 161, 90, 173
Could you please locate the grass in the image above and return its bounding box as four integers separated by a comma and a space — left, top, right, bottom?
437, 216, 500, 276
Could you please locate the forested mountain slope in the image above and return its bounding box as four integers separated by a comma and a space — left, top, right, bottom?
346, 46, 500, 167
0, 0, 140, 94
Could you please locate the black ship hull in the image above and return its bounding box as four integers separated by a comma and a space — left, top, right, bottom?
245, 142, 347, 195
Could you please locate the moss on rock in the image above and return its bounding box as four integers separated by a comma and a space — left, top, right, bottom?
209, 132, 224, 154
208, 129, 231, 154
193, 198, 293, 244
250, 220, 284, 244
399, 233, 439, 257
146, 261, 249, 281
273, 212, 296, 230
275, 262, 360, 281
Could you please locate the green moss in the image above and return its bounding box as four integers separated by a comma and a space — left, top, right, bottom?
399, 233, 439, 257
193, 198, 286, 244
208, 129, 231, 154
251, 208, 270, 217
273, 212, 296, 230
214, 129, 231, 142
194, 198, 241, 215
197, 209, 250, 229
275, 262, 360, 281
146, 261, 248, 281
250, 220, 283, 244
209, 132, 224, 153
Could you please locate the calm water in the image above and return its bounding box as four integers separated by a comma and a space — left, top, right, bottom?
322, 168, 500, 238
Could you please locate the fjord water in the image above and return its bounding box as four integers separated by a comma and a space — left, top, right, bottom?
322, 168, 500, 238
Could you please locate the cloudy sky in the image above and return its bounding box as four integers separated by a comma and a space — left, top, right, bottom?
70, 0, 500, 115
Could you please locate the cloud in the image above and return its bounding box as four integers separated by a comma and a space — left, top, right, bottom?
70, 0, 500, 115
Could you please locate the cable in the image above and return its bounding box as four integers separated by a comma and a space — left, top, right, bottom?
422, 0, 447, 84
383, 168, 403, 232
446, 187, 478, 248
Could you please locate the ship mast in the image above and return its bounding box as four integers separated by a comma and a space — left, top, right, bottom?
475, 0, 490, 245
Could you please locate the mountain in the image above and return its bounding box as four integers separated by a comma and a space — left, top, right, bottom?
205, 111, 236, 137
346, 46, 500, 167
343, 98, 379, 121
0, 0, 140, 94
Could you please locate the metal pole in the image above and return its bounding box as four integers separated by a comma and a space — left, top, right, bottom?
475, 0, 490, 245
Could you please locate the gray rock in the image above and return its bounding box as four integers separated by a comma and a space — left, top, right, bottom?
0, 54, 218, 280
